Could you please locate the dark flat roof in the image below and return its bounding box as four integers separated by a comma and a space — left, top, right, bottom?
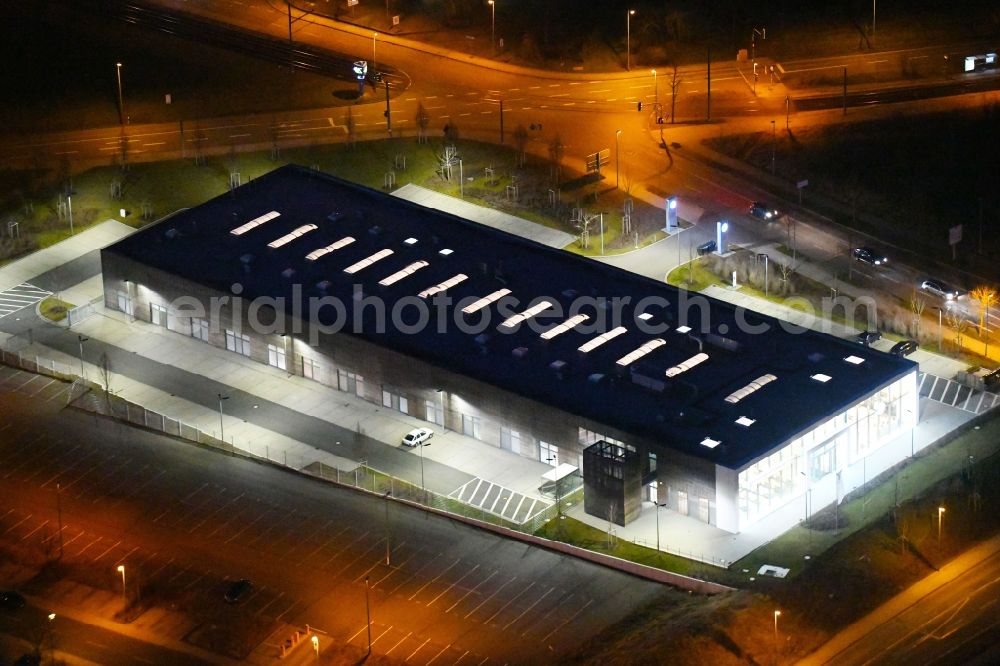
104, 165, 916, 469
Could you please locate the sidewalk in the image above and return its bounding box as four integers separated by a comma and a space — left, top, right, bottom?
797, 532, 1000, 665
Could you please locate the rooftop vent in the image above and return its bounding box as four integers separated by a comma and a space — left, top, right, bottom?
281, 268, 296, 279
367, 225, 382, 236
512, 346, 529, 359
164, 228, 179, 240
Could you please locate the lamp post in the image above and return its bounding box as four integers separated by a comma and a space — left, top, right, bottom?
117, 565, 126, 604
770, 120, 776, 174
364, 575, 372, 654
372, 32, 378, 69
383, 491, 391, 565
56, 483, 63, 559
651, 69, 658, 108
217, 393, 229, 442
115, 62, 125, 125
615, 129, 622, 190
654, 480, 664, 553
937, 506, 945, 544
872, 0, 876, 42
488, 0, 495, 52
936, 307, 944, 352
773, 610, 781, 662
626, 10, 635, 71
77, 335, 88, 378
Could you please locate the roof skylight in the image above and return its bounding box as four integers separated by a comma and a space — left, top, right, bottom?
578, 326, 628, 353
499, 301, 554, 330
540, 314, 590, 340
811, 373, 832, 383
616, 338, 666, 366
844, 355, 865, 365
230, 210, 280, 236
700, 437, 721, 449
305, 236, 355, 261
735, 416, 756, 427
418, 273, 468, 299
462, 288, 512, 315
665, 352, 709, 377
267, 224, 317, 249
675, 325, 692, 334
379, 261, 429, 286
343, 248, 394, 274
724, 373, 777, 404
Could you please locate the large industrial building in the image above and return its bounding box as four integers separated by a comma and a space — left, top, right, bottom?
101, 165, 918, 536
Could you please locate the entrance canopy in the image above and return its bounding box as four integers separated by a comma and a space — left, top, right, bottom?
542, 463, 578, 483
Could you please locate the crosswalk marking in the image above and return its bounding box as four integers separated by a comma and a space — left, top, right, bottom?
0, 282, 51, 318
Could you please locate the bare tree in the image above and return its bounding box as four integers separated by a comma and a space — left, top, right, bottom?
415, 102, 430, 144
443, 121, 461, 144
909, 293, 926, 338
344, 107, 357, 148
969, 286, 997, 336
668, 62, 682, 123
98, 352, 114, 411
547, 134, 564, 184
947, 311, 970, 350
512, 124, 529, 167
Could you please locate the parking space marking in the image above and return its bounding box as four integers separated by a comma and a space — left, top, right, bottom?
482, 580, 535, 625
501, 585, 554, 630
427, 564, 480, 607
463, 576, 516, 619
91, 538, 122, 563
384, 551, 443, 597
409, 557, 461, 602
425, 643, 453, 665
1, 513, 33, 537
21, 519, 49, 542
540, 597, 592, 642
385, 631, 413, 655
445, 570, 497, 613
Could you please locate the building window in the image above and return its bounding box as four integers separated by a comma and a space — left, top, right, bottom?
337, 370, 365, 396
425, 399, 444, 426
225, 329, 251, 357
382, 390, 392, 408
500, 427, 521, 455
190, 317, 209, 342
540, 440, 558, 466
150, 303, 168, 327
462, 414, 482, 440
302, 356, 320, 380
267, 343, 287, 370
579, 427, 623, 447
399, 396, 408, 414
698, 497, 711, 523
116, 290, 134, 316
677, 490, 689, 515
380, 389, 409, 414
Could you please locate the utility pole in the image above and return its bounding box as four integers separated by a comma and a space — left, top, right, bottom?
706, 48, 711, 121
771, 120, 776, 174
383, 491, 391, 565
785, 95, 790, 130
499, 99, 504, 143
56, 483, 63, 559
842, 67, 847, 116
384, 79, 391, 134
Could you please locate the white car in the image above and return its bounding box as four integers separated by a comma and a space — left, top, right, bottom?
402, 427, 434, 447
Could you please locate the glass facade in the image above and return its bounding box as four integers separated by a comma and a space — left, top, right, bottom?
737, 372, 916, 525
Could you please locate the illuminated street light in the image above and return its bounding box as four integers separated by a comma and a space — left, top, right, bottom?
217, 393, 229, 442
651, 69, 658, 109
364, 575, 372, 654
771, 120, 776, 174
115, 62, 125, 125
615, 129, 622, 190
488, 0, 495, 53
116, 564, 126, 604
77, 335, 88, 378
372, 32, 378, 70
626, 10, 636, 71
774, 610, 781, 662
937, 506, 945, 544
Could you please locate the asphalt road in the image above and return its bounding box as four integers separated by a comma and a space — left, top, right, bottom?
802, 537, 1000, 666
0, 603, 211, 666
0, 367, 668, 664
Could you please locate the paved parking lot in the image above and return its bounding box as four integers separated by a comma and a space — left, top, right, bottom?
0, 364, 666, 664
918, 372, 1000, 415
449, 477, 552, 524
0, 282, 50, 319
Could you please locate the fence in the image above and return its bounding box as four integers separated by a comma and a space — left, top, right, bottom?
0, 344, 729, 591
66, 296, 105, 327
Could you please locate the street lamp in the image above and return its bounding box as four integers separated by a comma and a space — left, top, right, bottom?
716, 220, 729, 255
626, 9, 636, 71
615, 129, 622, 190
937, 506, 945, 544
364, 575, 372, 655
77, 335, 88, 378
419, 439, 430, 504
771, 120, 776, 174
383, 491, 391, 565
372, 32, 378, 69
488, 0, 495, 52
115, 62, 125, 125
116, 564, 126, 604
654, 480, 664, 553
773, 610, 781, 661
217, 393, 229, 442
651, 69, 658, 108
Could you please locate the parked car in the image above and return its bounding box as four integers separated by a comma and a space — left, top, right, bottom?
855, 330, 881, 346
920, 279, 963, 300
696, 239, 717, 256
852, 247, 888, 266
748, 201, 779, 221
224, 578, 253, 604
402, 427, 434, 447
985, 368, 1000, 389
0, 590, 26, 611
889, 340, 919, 357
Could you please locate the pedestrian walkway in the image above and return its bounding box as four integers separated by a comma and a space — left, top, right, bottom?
0, 282, 50, 318
918, 372, 1000, 415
